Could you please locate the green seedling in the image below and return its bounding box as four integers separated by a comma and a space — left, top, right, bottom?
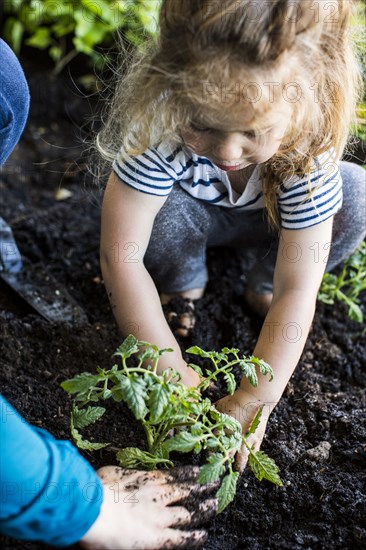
318, 241, 366, 323
61, 335, 282, 513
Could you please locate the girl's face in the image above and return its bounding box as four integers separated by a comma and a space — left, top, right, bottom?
181, 100, 292, 172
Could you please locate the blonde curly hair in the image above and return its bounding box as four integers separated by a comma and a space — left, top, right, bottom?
96, 0, 364, 230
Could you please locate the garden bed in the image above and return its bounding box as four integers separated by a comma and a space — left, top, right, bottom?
0, 55, 365, 550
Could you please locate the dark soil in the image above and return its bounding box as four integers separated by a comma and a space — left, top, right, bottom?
0, 54, 365, 550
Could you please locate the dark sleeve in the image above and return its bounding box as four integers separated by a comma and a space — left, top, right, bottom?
0, 395, 103, 547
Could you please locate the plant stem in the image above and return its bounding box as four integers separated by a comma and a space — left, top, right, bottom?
142, 423, 155, 451
197, 358, 240, 388
53, 48, 79, 75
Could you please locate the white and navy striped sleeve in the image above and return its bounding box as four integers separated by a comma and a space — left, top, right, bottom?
277, 149, 343, 230
112, 143, 186, 197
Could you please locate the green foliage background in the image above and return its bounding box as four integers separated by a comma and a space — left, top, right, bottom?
2, 0, 162, 72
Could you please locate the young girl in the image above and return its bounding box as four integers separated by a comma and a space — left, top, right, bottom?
98, 0, 365, 470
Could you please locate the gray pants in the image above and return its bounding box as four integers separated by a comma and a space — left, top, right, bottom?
144, 161, 366, 294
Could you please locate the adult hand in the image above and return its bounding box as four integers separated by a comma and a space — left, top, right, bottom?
215, 388, 274, 472
80, 465, 218, 550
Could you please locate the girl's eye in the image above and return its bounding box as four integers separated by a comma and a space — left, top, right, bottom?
190, 123, 211, 133
242, 130, 256, 139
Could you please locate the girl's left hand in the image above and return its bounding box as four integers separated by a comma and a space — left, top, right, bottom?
215, 388, 273, 472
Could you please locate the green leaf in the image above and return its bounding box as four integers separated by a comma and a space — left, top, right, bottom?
117, 447, 173, 470
25, 27, 52, 49
72, 405, 106, 429
49, 45, 62, 61
224, 372, 236, 395
221, 347, 240, 355
198, 454, 226, 484
4, 0, 23, 11
164, 432, 203, 454
61, 373, 102, 394
216, 471, 239, 513
71, 425, 109, 451
211, 352, 227, 362
188, 363, 203, 377
186, 346, 212, 358
3, 18, 24, 54
250, 357, 274, 382
117, 374, 148, 420
239, 360, 258, 387
248, 450, 283, 486
114, 335, 139, 360
348, 302, 364, 323
245, 406, 263, 436
215, 412, 242, 435
191, 422, 204, 436
148, 383, 170, 424
137, 347, 159, 363
80, 0, 116, 25
205, 438, 220, 450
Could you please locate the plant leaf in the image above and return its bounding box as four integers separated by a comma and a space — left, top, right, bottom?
245, 406, 264, 436
215, 412, 242, 434
198, 454, 226, 484
188, 363, 203, 376
224, 372, 236, 395
248, 450, 283, 486
163, 432, 203, 453
221, 347, 240, 355
216, 471, 239, 513
114, 334, 139, 360
71, 424, 109, 451
348, 302, 363, 323
250, 357, 274, 381
61, 373, 102, 394
117, 374, 147, 420
148, 383, 170, 424
116, 447, 173, 470
239, 360, 258, 387
72, 405, 106, 429
186, 346, 212, 358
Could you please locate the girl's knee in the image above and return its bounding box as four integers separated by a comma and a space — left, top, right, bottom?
147, 186, 211, 251
327, 162, 365, 270
338, 161, 366, 232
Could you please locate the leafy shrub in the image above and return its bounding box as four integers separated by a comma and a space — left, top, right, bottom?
318, 241, 366, 323
2, 0, 161, 72
62, 335, 282, 513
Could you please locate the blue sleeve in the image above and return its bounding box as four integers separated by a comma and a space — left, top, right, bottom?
0, 395, 103, 547
0, 39, 30, 166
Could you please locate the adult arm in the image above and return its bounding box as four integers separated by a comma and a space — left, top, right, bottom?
0, 394, 102, 546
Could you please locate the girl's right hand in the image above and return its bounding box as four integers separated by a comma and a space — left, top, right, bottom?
215, 387, 275, 473
80, 466, 217, 550
156, 355, 201, 388
177, 363, 201, 388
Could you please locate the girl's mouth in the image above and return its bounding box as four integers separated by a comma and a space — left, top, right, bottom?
215, 162, 250, 172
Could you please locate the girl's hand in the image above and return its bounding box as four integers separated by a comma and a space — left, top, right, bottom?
215, 388, 274, 473
178, 363, 201, 388
80, 466, 217, 550
156, 355, 201, 388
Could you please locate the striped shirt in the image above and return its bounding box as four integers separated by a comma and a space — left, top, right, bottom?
113, 142, 343, 230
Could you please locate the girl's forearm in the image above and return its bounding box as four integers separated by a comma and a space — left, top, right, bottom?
100, 259, 185, 370
239, 289, 316, 405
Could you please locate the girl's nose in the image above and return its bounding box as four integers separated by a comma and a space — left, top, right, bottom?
213, 135, 243, 162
